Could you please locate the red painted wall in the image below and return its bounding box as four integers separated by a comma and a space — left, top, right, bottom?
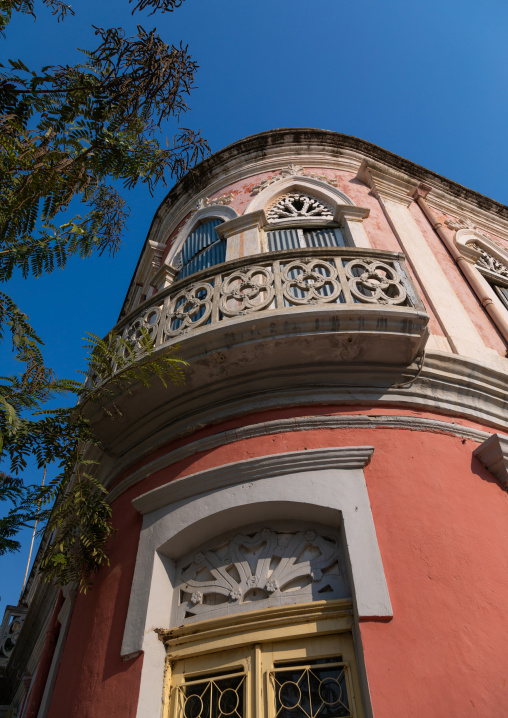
46, 491, 143, 718
360, 429, 508, 715
46, 405, 508, 717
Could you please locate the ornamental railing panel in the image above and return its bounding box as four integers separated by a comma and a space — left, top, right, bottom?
0, 605, 27, 669
115, 248, 424, 350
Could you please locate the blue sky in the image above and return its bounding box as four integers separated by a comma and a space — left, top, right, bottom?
1, 0, 508, 606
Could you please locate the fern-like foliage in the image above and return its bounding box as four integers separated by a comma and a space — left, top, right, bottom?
1, 329, 187, 591
0, 0, 186, 34
0, 1, 201, 590
0, 22, 208, 281
80, 328, 186, 409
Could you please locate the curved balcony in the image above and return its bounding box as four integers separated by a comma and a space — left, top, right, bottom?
94, 248, 429, 456
118, 247, 427, 351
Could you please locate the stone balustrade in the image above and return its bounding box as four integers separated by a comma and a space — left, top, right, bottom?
115, 247, 425, 353
0, 605, 27, 670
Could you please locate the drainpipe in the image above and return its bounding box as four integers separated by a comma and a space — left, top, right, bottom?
412, 186, 508, 346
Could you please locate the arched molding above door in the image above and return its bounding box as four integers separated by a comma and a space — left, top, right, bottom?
122, 445, 391, 656
125, 446, 390, 718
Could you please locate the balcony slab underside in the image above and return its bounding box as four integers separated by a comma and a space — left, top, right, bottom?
89, 303, 430, 455
85, 247, 508, 463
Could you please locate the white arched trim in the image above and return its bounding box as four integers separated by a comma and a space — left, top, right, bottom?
245, 176, 354, 214
242, 177, 370, 250
455, 228, 508, 314
455, 228, 508, 277
165, 205, 239, 268
122, 447, 392, 718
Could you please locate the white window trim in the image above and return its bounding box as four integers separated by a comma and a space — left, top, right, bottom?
244, 177, 371, 250
245, 177, 355, 214
166, 205, 239, 269
121, 447, 392, 718
455, 228, 508, 317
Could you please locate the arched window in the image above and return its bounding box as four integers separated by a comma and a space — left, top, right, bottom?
454, 227, 508, 323
177, 218, 226, 280
472, 243, 508, 309
264, 193, 346, 251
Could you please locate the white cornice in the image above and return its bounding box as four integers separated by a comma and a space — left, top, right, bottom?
106, 413, 491, 504
421, 188, 508, 242
131, 446, 375, 515
356, 160, 418, 206
473, 433, 508, 488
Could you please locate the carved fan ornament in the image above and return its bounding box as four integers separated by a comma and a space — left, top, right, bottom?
175, 527, 349, 623
444, 216, 508, 280
266, 193, 334, 224
469, 245, 508, 280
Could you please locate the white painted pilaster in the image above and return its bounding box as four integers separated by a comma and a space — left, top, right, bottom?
216, 210, 266, 260
336, 206, 372, 248
357, 162, 489, 362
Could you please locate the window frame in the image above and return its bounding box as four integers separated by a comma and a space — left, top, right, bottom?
264, 224, 348, 253
455, 228, 508, 323
124, 448, 390, 718
162, 600, 365, 718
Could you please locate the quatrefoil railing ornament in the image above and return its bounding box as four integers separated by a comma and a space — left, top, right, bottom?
114, 248, 421, 352
345, 259, 407, 305
166, 282, 214, 336
220, 266, 274, 317
282, 259, 342, 305
120, 304, 162, 359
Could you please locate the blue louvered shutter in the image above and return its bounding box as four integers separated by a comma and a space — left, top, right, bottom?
266, 229, 301, 251
177, 219, 225, 280
303, 227, 345, 248
494, 285, 508, 310
266, 227, 345, 252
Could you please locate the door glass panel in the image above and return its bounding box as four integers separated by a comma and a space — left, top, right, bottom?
271, 660, 352, 718
179, 671, 246, 718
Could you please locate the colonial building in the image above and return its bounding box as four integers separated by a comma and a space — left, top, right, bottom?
3, 128, 508, 718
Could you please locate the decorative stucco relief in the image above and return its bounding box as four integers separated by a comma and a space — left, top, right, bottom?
445, 217, 499, 246
469, 245, 508, 280
195, 193, 235, 210
445, 217, 478, 232
251, 165, 339, 195
266, 193, 334, 223
175, 527, 349, 623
